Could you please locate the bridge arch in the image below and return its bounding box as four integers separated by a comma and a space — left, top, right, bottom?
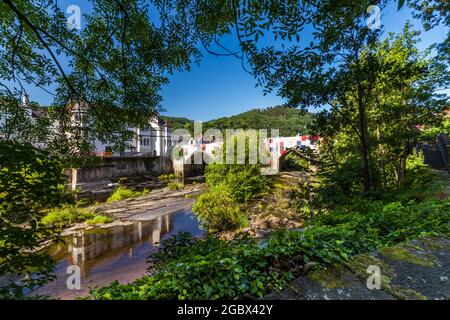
274, 146, 318, 172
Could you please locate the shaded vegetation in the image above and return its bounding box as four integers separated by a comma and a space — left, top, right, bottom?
0, 142, 66, 298
90, 159, 449, 300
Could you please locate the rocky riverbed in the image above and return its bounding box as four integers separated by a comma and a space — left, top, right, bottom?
61, 183, 205, 236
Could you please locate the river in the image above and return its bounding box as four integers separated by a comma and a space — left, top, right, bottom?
32, 210, 202, 300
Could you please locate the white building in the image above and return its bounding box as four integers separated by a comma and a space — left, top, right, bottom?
1, 96, 172, 158
69, 102, 172, 157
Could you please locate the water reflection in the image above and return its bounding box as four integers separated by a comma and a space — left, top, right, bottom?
34, 210, 202, 299
65, 215, 170, 276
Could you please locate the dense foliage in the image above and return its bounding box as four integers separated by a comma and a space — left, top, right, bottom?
204, 106, 312, 137
90, 166, 449, 300
421, 118, 450, 141
0, 0, 199, 156
0, 141, 66, 298
91, 233, 288, 300
193, 183, 248, 232
193, 162, 271, 233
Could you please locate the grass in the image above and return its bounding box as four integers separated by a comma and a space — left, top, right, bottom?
168, 182, 184, 190
107, 187, 149, 202
86, 215, 113, 225
41, 205, 112, 228
158, 173, 175, 181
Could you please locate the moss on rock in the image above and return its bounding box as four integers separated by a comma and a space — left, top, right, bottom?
346, 253, 396, 279
307, 266, 348, 289
379, 245, 436, 267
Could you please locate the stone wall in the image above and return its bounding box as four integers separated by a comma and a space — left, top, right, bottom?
67, 156, 173, 190
172, 152, 208, 180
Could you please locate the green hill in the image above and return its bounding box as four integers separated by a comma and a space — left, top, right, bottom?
162, 105, 313, 136
160, 116, 193, 132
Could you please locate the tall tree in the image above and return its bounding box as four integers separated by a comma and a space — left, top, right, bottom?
0, 0, 200, 154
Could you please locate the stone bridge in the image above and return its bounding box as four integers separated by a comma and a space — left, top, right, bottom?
172, 136, 319, 178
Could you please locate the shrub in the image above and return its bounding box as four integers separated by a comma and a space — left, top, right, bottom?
193, 184, 248, 232
420, 118, 450, 141
281, 153, 309, 171
107, 187, 143, 202
41, 205, 95, 227
205, 164, 271, 203
42, 205, 113, 227
192, 163, 271, 233
168, 182, 184, 190
85, 215, 113, 225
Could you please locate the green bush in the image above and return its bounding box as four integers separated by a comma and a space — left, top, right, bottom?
41, 205, 94, 227
205, 164, 271, 203
192, 163, 271, 233
41, 205, 112, 227
85, 215, 113, 225
420, 118, 450, 141
107, 187, 144, 202
193, 184, 248, 232
281, 153, 309, 171
168, 182, 184, 190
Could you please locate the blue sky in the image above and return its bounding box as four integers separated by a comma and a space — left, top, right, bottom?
22, 1, 448, 121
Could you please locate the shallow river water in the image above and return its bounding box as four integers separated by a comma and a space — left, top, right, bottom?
33, 210, 202, 299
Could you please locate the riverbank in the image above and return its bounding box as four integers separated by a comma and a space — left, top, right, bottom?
264, 236, 450, 300
263, 170, 450, 300
87, 165, 449, 300
60, 183, 204, 237
27, 183, 206, 299
34, 210, 203, 300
